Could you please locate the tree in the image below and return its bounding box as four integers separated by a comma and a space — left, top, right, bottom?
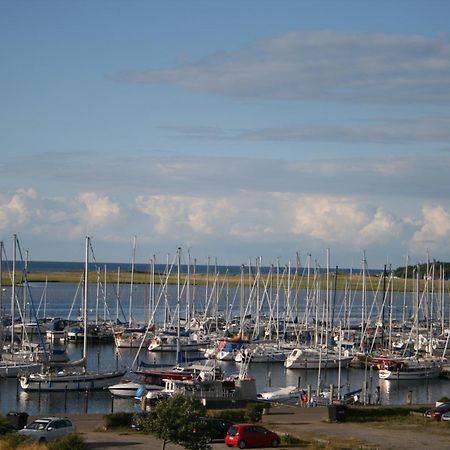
143, 395, 212, 450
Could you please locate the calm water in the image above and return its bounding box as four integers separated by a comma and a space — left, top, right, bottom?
1, 341, 450, 416
0, 281, 449, 415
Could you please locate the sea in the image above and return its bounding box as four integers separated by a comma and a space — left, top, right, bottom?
0, 262, 449, 416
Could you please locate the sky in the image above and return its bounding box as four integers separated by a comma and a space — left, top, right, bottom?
1, 0, 450, 270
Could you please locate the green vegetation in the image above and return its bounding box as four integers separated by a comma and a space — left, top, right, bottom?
209, 402, 268, 423
345, 406, 417, 422
0, 415, 13, 437
3, 268, 443, 292
393, 261, 450, 279
280, 433, 303, 445
0, 432, 86, 450
0, 432, 28, 450
47, 434, 86, 450
210, 409, 246, 423
102, 412, 134, 430
142, 394, 211, 450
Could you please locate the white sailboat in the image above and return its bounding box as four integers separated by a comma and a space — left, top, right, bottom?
234, 343, 289, 363
20, 237, 126, 391
378, 357, 443, 380
284, 347, 353, 369
1, 236, 43, 378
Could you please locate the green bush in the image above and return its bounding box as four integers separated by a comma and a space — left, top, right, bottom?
346, 406, 414, 422
281, 433, 302, 444
47, 433, 86, 450
0, 415, 14, 436
0, 431, 28, 449
102, 412, 134, 429
438, 396, 450, 403
211, 409, 246, 423
244, 403, 265, 422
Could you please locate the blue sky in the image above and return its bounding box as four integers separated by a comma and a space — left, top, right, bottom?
1, 0, 450, 269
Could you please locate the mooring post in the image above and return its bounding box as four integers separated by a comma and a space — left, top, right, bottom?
64, 385, 68, 411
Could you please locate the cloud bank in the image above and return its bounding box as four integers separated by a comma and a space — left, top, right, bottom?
119, 31, 450, 104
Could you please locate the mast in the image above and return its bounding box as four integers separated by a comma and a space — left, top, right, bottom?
128, 235, 136, 327
176, 247, 181, 363
83, 236, 89, 367
0, 241, 3, 317
11, 234, 17, 352
239, 264, 245, 336
402, 254, 409, 324
115, 266, 120, 323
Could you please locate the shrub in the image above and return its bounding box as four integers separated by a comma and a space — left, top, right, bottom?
244, 403, 265, 423
0, 416, 15, 437
0, 432, 29, 450
281, 433, 302, 444
212, 409, 246, 423
102, 412, 133, 430
47, 433, 86, 450
345, 406, 413, 422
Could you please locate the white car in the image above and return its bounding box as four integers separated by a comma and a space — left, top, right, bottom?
441, 411, 450, 421
18, 417, 76, 442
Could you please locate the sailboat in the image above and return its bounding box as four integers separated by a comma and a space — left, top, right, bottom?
1, 236, 43, 378
20, 237, 126, 391
284, 346, 353, 369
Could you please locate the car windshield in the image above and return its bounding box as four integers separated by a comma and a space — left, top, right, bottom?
436, 403, 450, 411
227, 425, 238, 436
27, 420, 50, 431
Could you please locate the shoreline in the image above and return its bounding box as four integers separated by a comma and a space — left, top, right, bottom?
0, 270, 432, 292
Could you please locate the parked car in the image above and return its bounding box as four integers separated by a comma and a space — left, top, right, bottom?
18, 417, 76, 442
225, 423, 280, 448
202, 417, 234, 441
131, 411, 148, 431
424, 402, 450, 421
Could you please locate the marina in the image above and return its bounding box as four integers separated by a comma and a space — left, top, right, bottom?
1, 243, 450, 416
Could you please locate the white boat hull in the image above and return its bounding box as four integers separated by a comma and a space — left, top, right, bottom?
378, 366, 442, 380
108, 381, 143, 397
284, 348, 353, 369
0, 362, 43, 378
20, 369, 126, 391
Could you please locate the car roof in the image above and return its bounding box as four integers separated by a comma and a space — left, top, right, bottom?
32, 417, 70, 421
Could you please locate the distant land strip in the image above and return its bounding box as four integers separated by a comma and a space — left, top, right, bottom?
0, 270, 441, 292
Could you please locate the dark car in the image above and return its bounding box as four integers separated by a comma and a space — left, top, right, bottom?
131, 412, 149, 431
202, 417, 234, 441
424, 402, 450, 421
225, 423, 280, 448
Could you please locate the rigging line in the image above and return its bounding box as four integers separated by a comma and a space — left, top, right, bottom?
15, 237, 49, 361
86, 239, 127, 323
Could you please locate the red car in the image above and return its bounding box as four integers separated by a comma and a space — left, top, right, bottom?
225, 423, 280, 448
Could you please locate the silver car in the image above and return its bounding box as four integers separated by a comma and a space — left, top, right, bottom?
18, 417, 76, 442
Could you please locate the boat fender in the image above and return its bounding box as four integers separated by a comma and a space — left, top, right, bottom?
301, 391, 308, 404
135, 385, 145, 397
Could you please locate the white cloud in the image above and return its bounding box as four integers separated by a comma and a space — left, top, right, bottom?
135, 195, 237, 235
0, 189, 36, 231
135, 191, 407, 252
359, 209, 401, 244
75, 192, 120, 226
289, 195, 367, 242
410, 205, 450, 254
119, 31, 450, 104
1, 184, 449, 268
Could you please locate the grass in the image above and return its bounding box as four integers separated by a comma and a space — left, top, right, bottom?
1, 270, 438, 292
